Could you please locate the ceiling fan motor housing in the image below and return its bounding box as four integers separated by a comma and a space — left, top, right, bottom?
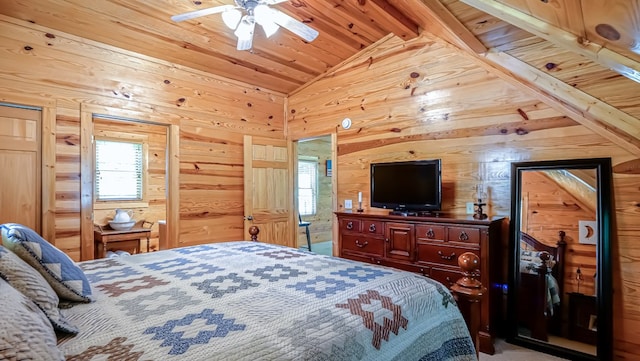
235, 0, 261, 12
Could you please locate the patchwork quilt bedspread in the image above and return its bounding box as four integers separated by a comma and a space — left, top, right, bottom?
58, 242, 476, 360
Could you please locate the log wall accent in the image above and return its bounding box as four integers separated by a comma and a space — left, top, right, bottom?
288, 33, 640, 359
0, 16, 286, 259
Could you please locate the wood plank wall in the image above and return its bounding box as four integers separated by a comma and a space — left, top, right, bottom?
287, 34, 640, 359
2, 11, 639, 359
0, 15, 285, 259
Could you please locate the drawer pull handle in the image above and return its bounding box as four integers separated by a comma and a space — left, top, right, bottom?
355, 240, 368, 248
346, 221, 354, 230
368, 224, 376, 232
438, 250, 456, 260
458, 231, 469, 241
426, 229, 435, 238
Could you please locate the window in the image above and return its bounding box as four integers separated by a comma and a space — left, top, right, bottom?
298, 158, 318, 216
95, 139, 144, 201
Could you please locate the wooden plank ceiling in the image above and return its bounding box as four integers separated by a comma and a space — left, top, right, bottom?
1, 0, 640, 148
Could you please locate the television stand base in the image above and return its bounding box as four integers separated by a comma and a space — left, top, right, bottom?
390, 210, 414, 216
389, 210, 442, 217
389, 210, 418, 216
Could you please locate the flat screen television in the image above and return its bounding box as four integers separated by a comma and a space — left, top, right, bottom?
370, 159, 442, 214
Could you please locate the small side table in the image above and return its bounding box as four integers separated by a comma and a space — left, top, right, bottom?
567, 292, 597, 345
94, 221, 153, 259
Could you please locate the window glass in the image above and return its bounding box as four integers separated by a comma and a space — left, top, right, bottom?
298, 159, 317, 216
95, 140, 143, 201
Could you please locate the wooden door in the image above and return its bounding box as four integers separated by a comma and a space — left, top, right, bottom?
243, 135, 294, 247
0, 105, 41, 231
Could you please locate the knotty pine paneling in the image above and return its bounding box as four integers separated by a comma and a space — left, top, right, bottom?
0, 17, 286, 259
178, 126, 246, 247
506, 40, 640, 120
288, 33, 640, 358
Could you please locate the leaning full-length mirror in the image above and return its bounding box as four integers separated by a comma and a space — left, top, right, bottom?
508, 158, 612, 361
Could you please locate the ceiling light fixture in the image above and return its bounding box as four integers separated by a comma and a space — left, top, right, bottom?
221, 8, 242, 29
172, 0, 319, 51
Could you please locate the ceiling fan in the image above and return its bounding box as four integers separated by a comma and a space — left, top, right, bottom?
171, 0, 319, 51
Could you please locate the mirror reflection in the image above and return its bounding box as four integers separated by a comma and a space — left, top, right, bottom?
509, 158, 612, 361
517, 168, 597, 355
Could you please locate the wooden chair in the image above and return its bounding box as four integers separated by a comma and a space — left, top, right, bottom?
298, 214, 311, 251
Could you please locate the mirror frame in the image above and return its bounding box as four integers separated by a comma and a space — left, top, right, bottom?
507, 158, 613, 361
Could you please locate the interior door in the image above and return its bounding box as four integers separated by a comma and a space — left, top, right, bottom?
243, 135, 294, 247
0, 105, 41, 231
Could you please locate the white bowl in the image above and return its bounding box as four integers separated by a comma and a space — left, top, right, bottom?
108, 221, 135, 231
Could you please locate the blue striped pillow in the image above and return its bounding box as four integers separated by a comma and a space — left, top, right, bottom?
1, 223, 92, 303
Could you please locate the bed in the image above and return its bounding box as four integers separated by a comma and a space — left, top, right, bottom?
517, 230, 567, 342
0, 223, 479, 361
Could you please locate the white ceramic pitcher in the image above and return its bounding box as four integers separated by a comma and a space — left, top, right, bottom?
113, 209, 133, 222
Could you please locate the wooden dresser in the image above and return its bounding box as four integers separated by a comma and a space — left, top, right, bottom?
336, 212, 505, 355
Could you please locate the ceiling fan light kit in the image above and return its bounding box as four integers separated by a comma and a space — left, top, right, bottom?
221, 8, 242, 29
172, 0, 319, 51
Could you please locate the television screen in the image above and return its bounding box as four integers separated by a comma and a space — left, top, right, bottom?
370, 160, 441, 213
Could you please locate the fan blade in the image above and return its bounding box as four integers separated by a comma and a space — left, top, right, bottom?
171, 5, 234, 22
271, 10, 319, 42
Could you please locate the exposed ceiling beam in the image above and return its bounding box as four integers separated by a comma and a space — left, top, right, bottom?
459, 47, 640, 156
418, 0, 486, 54
460, 0, 640, 84
542, 170, 597, 215
360, 0, 420, 40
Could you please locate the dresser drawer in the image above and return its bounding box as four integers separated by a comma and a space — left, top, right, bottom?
417, 244, 476, 267
341, 234, 384, 256
447, 226, 481, 245
362, 220, 384, 235
415, 224, 445, 242
341, 251, 382, 265
382, 260, 429, 277
430, 267, 463, 288
339, 218, 362, 232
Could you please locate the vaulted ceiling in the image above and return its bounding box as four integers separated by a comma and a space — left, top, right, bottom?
2, 0, 640, 153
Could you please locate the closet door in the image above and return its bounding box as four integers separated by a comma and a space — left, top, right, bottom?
0, 105, 41, 232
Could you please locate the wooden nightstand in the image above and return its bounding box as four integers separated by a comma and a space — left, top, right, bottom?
94, 221, 153, 259
567, 292, 597, 345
